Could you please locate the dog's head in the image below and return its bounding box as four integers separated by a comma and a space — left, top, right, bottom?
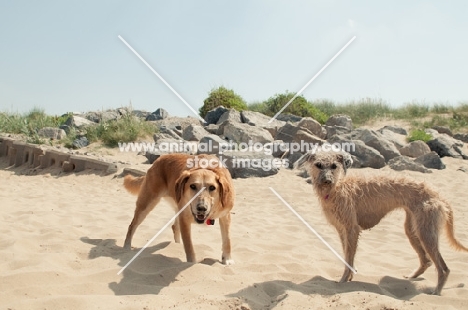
175, 168, 233, 224
295, 150, 352, 188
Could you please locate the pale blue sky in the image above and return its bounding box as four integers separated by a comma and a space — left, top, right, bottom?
1, 1, 467, 117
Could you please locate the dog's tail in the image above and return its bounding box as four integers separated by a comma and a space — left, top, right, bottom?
123, 175, 145, 195
445, 208, 468, 252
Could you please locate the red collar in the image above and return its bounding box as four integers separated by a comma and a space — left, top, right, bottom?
206, 219, 215, 225
324, 194, 329, 200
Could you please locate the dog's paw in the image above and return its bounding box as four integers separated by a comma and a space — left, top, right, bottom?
222, 256, 235, 265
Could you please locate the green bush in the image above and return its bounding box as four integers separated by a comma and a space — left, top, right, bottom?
199, 86, 247, 117
263, 92, 328, 124
90, 113, 156, 147
408, 129, 432, 142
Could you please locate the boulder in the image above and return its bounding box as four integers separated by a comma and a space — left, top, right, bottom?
352, 129, 400, 162
378, 129, 405, 149
329, 136, 385, 169
454, 133, 468, 143
72, 136, 89, 149
197, 135, 231, 155
64, 115, 94, 129
38, 127, 66, 140
132, 110, 151, 119
276, 114, 302, 123
146, 108, 169, 121
204, 124, 219, 134
297, 117, 326, 139
325, 114, 353, 131
432, 126, 452, 136
204, 106, 228, 125
378, 125, 408, 136
414, 152, 446, 170
223, 121, 274, 144
241, 110, 285, 127
325, 125, 351, 139
182, 124, 210, 141
426, 134, 466, 158
388, 156, 432, 173
220, 151, 280, 178
400, 141, 431, 158
217, 109, 242, 125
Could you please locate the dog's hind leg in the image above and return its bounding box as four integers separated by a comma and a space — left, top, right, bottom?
339, 225, 360, 283
404, 212, 432, 279
417, 212, 450, 295
124, 193, 161, 250
219, 213, 234, 265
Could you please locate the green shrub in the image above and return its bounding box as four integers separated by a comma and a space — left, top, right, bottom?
408, 129, 432, 142
199, 86, 247, 117
247, 101, 269, 114
263, 92, 328, 124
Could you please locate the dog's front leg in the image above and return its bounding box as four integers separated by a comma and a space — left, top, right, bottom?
339, 226, 360, 283
180, 217, 196, 263
219, 213, 234, 265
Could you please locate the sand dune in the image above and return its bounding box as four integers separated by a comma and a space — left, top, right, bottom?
1, 156, 468, 309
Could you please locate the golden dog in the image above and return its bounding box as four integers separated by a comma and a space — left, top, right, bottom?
296, 150, 468, 295
123, 153, 235, 265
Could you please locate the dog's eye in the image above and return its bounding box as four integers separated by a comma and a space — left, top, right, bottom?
315, 162, 323, 169
331, 163, 337, 170
190, 184, 196, 190
209, 185, 216, 191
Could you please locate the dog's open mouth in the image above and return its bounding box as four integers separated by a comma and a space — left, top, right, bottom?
194, 214, 207, 224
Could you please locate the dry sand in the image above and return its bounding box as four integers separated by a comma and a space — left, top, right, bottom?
1, 154, 468, 310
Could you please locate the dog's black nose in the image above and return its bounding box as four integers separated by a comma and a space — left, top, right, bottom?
196, 205, 207, 212
323, 179, 332, 184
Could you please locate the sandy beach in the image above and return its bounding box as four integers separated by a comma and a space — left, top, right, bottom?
1, 154, 468, 310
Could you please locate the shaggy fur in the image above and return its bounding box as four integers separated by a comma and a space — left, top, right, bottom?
123, 153, 235, 265
296, 151, 468, 295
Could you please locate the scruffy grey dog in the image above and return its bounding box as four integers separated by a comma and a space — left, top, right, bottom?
296, 150, 468, 295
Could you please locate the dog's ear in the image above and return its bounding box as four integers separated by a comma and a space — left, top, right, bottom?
294, 152, 316, 169
175, 171, 191, 202
337, 152, 353, 174
216, 169, 234, 210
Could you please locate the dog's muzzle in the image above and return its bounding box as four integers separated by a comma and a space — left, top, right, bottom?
193, 203, 209, 224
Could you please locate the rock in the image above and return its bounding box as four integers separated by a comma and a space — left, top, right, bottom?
216, 109, 242, 125
325, 125, 351, 139
155, 126, 181, 140
204, 124, 219, 134
241, 110, 285, 127
329, 136, 386, 169
220, 151, 281, 178
182, 124, 210, 141
145, 151, 165, 164
267, 140, 288, 158
388, 156, 432, 173
84, 111, 101, 123
414, 152, 446, 170
294, 129, 325, 145
276, 114, 302, 123
146, 108, 169, 121
64, 115, 94, 129
297, 117, 326, 139
153, 116, 203, 131
197, 135, 230, 155
287, 151, 305, 168
275, 123, 299, 143
400, 141, 431, 158
432, 126, 452, 136
325, 114, 353, 131
378, 129, 405, 149
427, 134, 466, 158
223, 121, 274, 144
72, 136, 89, 149
132, 110, 151, 119
274, 122, 325, 146
204, 106, 228, 125
454, 133, 468, 143
352, 129, 400, 162
379, 125, 408, 136
38, 127, 67, 140
153, 132, 179, 143
101, 110, 120, 122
